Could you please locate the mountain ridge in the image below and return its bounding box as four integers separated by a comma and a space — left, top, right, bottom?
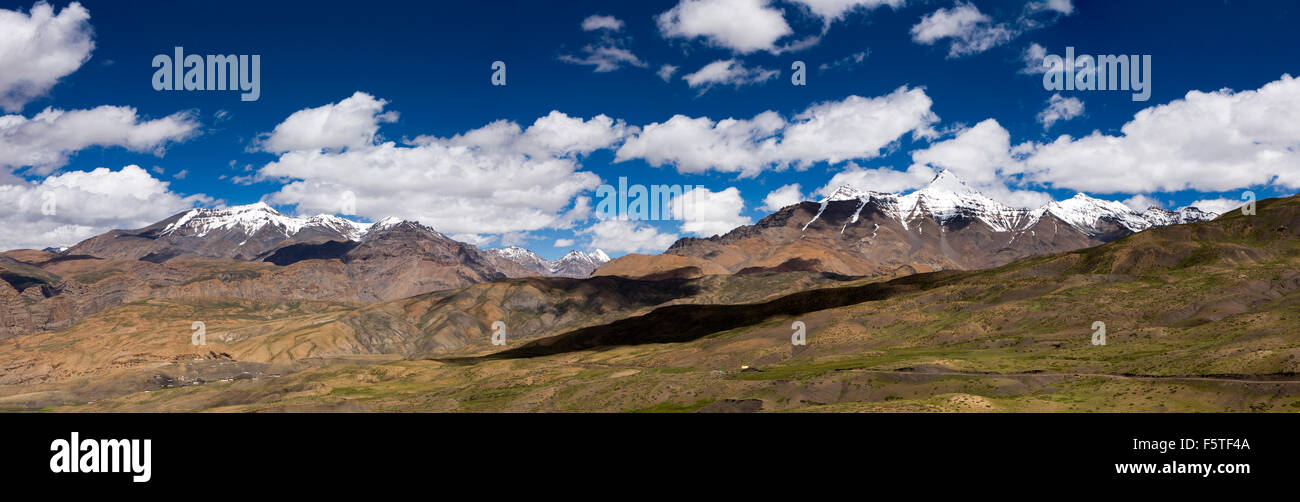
600, 170, 1220, 279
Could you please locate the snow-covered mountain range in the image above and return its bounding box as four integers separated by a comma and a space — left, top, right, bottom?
485, 246, 610, 279
159, 202, 372, 242
618, 169, 1225, 279
808, 170, 1218, 236
65, 201, 608, 279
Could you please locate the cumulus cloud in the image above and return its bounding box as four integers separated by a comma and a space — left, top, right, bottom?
673, 186, 751, 236
903, 118, 1053, 208
0, 2, 95, 112
616, 86, 938, 177
0, 105, 200, 175
1121, 194, 1163, 212
681, 59, 779, 90
846, 76, 1300, 205
579, 219, 678, 253
1037, 93, 1084, 129
256, 91, 398, 153
1014, 75, 1300, 193
450, 233, 494, 247
1184, 197, 1243, 215
257, 96, 628, 236
657, 0, 794, 54
553, 238, 575, 247
759, 183, 805, 211
911, 1, 1074, 58
0, 165, 211, 250
910, 2, 1013, 58
909, 119, 1016, 187
438, 110, 629, 158
817, 164, 935, 197
581, 14, 624, 31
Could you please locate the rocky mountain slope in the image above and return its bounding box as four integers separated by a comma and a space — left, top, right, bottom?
1, 205, 517, 339
3, 192, 1294, 412
598, 170, 1219, 278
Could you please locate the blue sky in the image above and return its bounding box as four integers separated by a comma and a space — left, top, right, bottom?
1, 0, 1297, 258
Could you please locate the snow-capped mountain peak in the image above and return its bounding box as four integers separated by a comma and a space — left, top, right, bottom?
155, 201, 472, 248
1038, 193, 1153, 233
555, 249, 611, 265
161, 202, 292, 238
303, 214, 370, 241
820, 185, 870, 203
159, 202, 373, 241
892, 171, 1026, 232
487, 246, 548, 268
920, 169, 979, 195
368, 216, 407, 232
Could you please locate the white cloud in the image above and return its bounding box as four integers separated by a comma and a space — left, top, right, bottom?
681, 59, 779, 90
912, 1, 1074, 58
910, 2, 1013, 58
616, 86, 938, 177
0, 165, 211, 250
789, 0, 906, 23
673, 186, 751, 237
258, 98, 628, 237
553, 238, 575, 247
0, 2, 95, 112
1026, 0, 1073, 16
1015, 75, 1300, 193
439, 110, 629, 158
451, 233, 494, 247
657, 0, 793, 54
560, 45, 647, 73
256, 91, 397, 153
904, 118, 1054, 208
818, 164, 934, 196
1184, 197, 1242, 215
657, 64, 679, 82
909, 119, 1015, 187
781, 90, 938, 164
0, 105, 200, 175
579, 219, 678, 254
1037, 93, 1084, 129
1019, 42, 1049, 74
497, 231, 532, 247
759, 183, 805, 211
616, 111, 785, 177
581, 14, 624, 31
1121, 194, 1163, 212
562, 17, 648, 73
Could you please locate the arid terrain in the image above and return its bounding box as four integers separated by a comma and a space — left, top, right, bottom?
1, 192, 1295, 413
